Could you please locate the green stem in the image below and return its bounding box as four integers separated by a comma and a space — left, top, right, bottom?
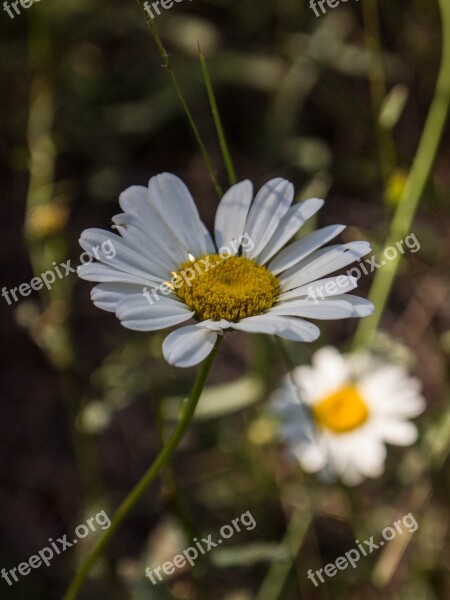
135, 0, 223, 198
255, 507, 311, 600
199, 46, 237, 186
361, 0, 397, 187
62, 338, 222, 600
156, 394, 197, 541
353, 0, 450, 350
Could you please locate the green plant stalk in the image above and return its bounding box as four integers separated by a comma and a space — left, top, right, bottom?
199, 47, 237, 186
155, 394, 197, 542
62, 338, 222, 600
255, 508, 311, 600
134, 0, 223, 198
353, 0, 450, 350
361, 0, 397, 187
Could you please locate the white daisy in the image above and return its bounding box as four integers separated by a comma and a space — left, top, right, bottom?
78, 173, 374, 368
272, 346, 426, 485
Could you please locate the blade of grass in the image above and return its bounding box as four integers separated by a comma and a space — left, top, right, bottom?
198, 45, 237, 186
135, 1, 223, 198
255, 507, 312, 600
353, 0, 450, 350
361, 0, 397, 188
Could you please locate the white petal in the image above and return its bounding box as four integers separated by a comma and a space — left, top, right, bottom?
368, 394, 425, 418
118, 185, 151, 220
332, 294, 374, 317
197, 319, 232, 331
311, 346, 350, 388
340, 464, 366, 486
346, 436, 387, 479
118, 185, 189, 265
115, 294, 187, 319
359, 365, 411, 391
291, 365, 342, 404
78, 262, 160, 286
276, 318, 321, 342
272, 392, 306, 422
269, 298, 357, 319
243, 178, 294, 259
231, 314, 320, 342
289, 347, 351, 404
279, 241, 371, 290
120, 312, 193, 332
162, 325, 218, 368
359, 368, 425, 415
112, 212, 178, 274
269, 225, 346, 275
229, 314, 282, 334
277, 276, 358, 303
115, 295, 193, 331
257, 198, 325, 265
79, 229, 166, 282
326, 436, 352, 474
374, 420, 419, 446
214, 180, 253, 253
295, 443, 328, 473
91, 283, 149, 312
149, 173, 212, 257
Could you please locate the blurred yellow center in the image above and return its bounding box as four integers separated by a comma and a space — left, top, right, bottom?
175, 254, 279, 322
313, 386, 369, 433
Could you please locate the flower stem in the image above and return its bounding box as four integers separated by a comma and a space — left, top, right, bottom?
135, 0, 223, 198
198, 46, 237, 186
62, 338, 222, 600
352, 0, 450, 350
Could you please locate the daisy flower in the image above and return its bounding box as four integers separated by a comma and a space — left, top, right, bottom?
78, 173, 374, 368
272, 346, 426, 485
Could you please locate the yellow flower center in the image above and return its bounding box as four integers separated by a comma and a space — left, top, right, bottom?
175, 254, 279, 322
313, 386, 369, 434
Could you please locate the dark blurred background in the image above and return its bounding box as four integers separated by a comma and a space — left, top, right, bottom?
0, 0, 449, 598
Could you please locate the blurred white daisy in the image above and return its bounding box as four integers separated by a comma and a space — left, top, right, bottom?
78, 173, 373, 368
272, 347, 426, 485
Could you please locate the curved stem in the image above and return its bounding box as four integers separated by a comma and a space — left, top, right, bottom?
135, 0, 223, 198
353, 0, 450, 350
62, 337, 222, 600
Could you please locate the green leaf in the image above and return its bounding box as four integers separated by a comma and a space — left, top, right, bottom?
211, 543, 289, 568
164, 376, 264, 421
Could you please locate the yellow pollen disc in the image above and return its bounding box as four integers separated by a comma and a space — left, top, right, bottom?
313, 386, 369, 434
175, 253, 279, 322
